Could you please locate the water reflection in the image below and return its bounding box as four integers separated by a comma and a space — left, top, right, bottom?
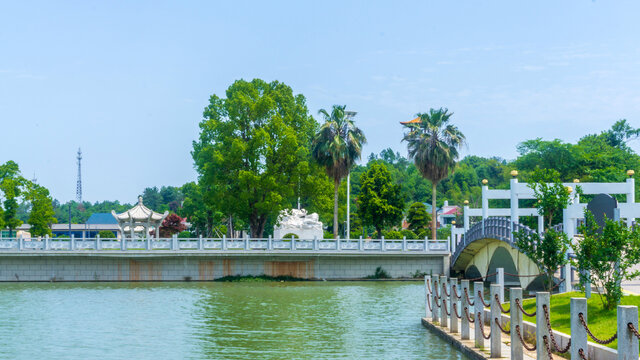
0, 282, 467, 360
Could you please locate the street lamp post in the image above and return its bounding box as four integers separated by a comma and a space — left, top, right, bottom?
345, 110, 357, 240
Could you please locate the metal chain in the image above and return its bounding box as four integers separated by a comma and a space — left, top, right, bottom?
515, 298, 536, 317
504, 271, 544, 278
434, 295, 441, 308
477, 312, 491, 339
464, 307, 475, 323
542, 304, 571, 353
578, 313, 617, 344
452, 302, 462, 319
477, 290, 490, 307
628, 322, 640, 339
543, 335, 554, 359
495, 317, 510, 334
578, 348, 588, 360
426, 279, 432, 293
426, 294, 433, 311
442, 282, 450, 297
467, 271, 498, 282
434, 281, 441, 299
443, 300, 451, 316
515, 325, 536, 351
494, 294, 509, 314
452, 284, 461, 299
464, 288, 475, 306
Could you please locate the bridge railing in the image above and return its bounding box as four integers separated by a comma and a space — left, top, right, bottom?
0, 235, 450, 253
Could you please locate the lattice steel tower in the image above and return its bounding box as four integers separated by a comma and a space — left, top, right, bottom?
76, 148, 82, 203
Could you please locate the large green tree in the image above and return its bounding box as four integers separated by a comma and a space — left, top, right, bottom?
403, 108, 465, 239
193, 79, 325, 237
357, 163, 404, 237
406, 202, 430, 233
25, 183, 56, 236
0, 161, 26, 237
312, 105, 366, 238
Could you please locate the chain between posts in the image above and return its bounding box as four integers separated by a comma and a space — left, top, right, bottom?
443, 301, 451, 316
434, 281, 441, 298
515, 298, 536, 317
464, 288, 475, 306
477, 290, 490, 307
434, 295, 441, 308
494, 293, 509, 314
543, 335, 554, 359
464, 307, 475, 323
477, 312, 491, 339
426, 279, 432, 293
628, 322, 640, 339
495, 317, 510, 334
467, 272, 498, 282
442, 282, 450, 297
515, 325, 536, 351
452, 284, 461, 299
426, 295, 433, 311
452, 302, 461, 319
578, 313, 617, 344
542, 304, 571, 353
578, 348, 588, 360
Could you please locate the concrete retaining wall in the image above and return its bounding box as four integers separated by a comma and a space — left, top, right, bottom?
0, 253, 446, 281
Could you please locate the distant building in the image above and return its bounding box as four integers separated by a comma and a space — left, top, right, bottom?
11, 212, 121, 239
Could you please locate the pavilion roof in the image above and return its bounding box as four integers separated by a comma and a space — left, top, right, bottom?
111, 197, 167, 222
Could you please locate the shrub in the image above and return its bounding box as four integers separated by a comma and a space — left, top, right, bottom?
417, 229, 428, 239
98, 230, 116, 239
365, 266, 391, 279
323, 230, 334, 239
436, 226, 451, 240
400, 229, 418, 239
178, 231, 192, 238
382, 230, 403, 239
282, 233, 299, 239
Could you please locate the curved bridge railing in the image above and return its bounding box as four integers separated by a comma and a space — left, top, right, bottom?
452, 217, 539, 267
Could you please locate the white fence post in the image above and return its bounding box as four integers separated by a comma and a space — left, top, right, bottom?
571, 297, 587, 360
121, 235, 126, 251
536, 292, 551, 360
402, 236, 406, 251
450, 278, 459, 333
497, 267, 504, 302
291, 235, 295, 251
45, 234, 50, 250
70, 234, 75, 251
461, 279, 470, 340
381, 236, 385, 252
618, 305, 639, 360
198, 235, 203, 250
432, 275, 440, 324
490, 283, 502, 357
245, 235, 250, 251
440, 275, 449, 329
96, 234, 101, 250
474, 281, 485, 348
172, 234, 178, 250
336, 236, 341, 251
510, 287, 523, 360
359, 236, 363, 251
268, 235, 273, 250
312, 236, 316, 251
222, 235, 227, 250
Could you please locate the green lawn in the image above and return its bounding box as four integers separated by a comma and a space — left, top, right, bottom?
502, 291, 640, 349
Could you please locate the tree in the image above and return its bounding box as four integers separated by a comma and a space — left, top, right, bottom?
158, 213, 187, 238
98, 230, 116, 239
0, 161, 26, 237
574, 211, 640, 310
357, 163, 404, 237
406, 202, 430, 233
193, 79, 322, 237
25, 183, 56, 237
312, 104, 366, 238
514, 181, 572, 291
402, 108, 465, 239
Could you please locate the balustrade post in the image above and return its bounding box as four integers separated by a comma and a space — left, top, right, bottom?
359, 236, 363, 251
222, 235, 227, 251
45, 234, 50, 251
618, 305, 639, 360
146, 236, 151, 251
461, 279, 470, 340
490, 284, 502, 357
424, 237, 428, 252
474, 281, 485, 348
450, 278, 459, 333
96, 234, 101, 250
70, 234, 75, 251
432, 275, 440, 324
381, 236, 385, 252
440, 275, 449, 329
121, 235, 126, 251
536, 292, 551, 360
245, 235, 250, 251
571, 298, 587, 360
18, 235, 23, 251
336, 236, 341, 251
172, 234, 178, 250
291, 235, 295, 251
198, 235, 203, 250
402, 237, 406, 251
425, 275, 432, 318
268, 235, 273, 250
510, 288, 523, 360
312, 236, 316, 251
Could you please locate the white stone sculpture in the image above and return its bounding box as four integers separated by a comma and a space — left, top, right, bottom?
273, 208, 324, 239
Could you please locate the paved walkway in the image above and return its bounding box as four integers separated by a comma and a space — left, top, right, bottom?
622, 264, 640, 295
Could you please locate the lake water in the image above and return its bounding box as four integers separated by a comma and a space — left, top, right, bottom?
0, 281, 467, 359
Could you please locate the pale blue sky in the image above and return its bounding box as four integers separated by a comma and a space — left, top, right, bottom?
1, 1, 639, 203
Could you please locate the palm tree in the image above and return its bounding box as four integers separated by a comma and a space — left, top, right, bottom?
312, 105, 366, 238
402, 108, 465, 240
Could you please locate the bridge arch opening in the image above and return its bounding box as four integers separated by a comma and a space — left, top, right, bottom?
486, 247, 518, 285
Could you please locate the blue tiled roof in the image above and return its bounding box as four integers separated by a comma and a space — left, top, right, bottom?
86, 213, 118, 224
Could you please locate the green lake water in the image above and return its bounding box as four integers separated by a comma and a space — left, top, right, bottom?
0, 281, 467, 359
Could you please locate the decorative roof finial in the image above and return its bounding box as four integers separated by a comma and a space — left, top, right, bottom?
138, 196, 143, 205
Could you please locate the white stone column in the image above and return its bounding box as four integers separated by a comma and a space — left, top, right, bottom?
450, 278, 459, 333
618, 305, 639, 360
432, 275, 440, 324
510, 288, 523, 360
571, 297, 587, 360
496, 267, 504, 302
627, 177, 636, 227
461, 279, 470, 340
536, 292, 551, 360
463, 205, 470, 232
510, 177, 519, 242
474, 281, 485, 348
440, 275, 449, 329
490, 284, 502, 358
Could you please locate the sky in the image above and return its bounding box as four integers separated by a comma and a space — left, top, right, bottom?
1, 1, 640, 203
